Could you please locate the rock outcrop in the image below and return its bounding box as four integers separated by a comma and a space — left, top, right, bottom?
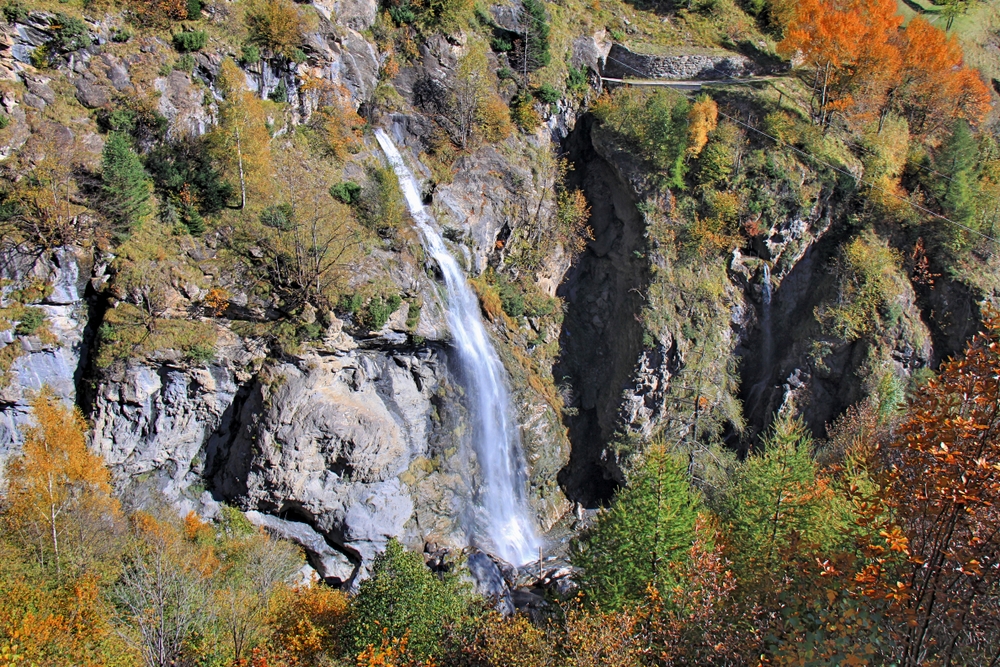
0, 247, 89, 461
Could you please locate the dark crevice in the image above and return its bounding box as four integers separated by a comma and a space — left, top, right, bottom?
554, 115, 651, 507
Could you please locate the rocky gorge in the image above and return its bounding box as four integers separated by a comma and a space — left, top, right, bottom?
0, 0, 990, 595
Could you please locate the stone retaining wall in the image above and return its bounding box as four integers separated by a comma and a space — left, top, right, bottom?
602, 43, 756, 80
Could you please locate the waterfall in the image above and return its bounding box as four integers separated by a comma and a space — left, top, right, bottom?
760, 263, 772, 372
374, 129, 540, 566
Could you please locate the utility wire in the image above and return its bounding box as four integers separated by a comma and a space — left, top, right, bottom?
600, 53, 1000, 245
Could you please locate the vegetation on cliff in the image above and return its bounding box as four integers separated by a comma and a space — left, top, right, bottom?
1, 0, 1000, 663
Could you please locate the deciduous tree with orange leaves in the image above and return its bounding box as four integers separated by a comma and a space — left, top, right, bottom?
778, 0, 990, 133
879, 309, 1000, 666
3, 390, 121, 577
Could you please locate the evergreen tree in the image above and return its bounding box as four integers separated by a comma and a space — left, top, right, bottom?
101, 132, 151, 238
571, 444, 700, 611
346, 539, 470, 659
513, 0, 550, 80
720, 413, 840, 577
932, 120, 980, 245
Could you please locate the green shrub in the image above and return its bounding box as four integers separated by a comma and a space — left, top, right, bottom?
239, 43, 260, 65
268, 79, 288, 103
186, 342, 215, 364
259, 204, 296, 231
329, 181, 361, 204
173, 30, 207, 52
567, 64, 588, 92
110, 26, 134, 42
298, 320, 323, 341
534, 83, 560, 104
174, 53, 196, 73
14, 307, 44, 336
357, 165, 406, 237
491, 35, 513, 52
51, 13, 91, 53
2, 1, 27, 23
363, 294, 402, 330
185, 0, 201, 18
346, 539, 470, 660
496, 278, 525, 318
0, 114, 9, 130
405, 300, 422, 330
389, 2, 417, 24
29, 43, 51, 68
339, 293, 364, 315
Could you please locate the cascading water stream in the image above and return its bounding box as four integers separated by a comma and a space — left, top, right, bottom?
746, 262, 775, 421
374, 129, 540, 566
760, 263, 773, 373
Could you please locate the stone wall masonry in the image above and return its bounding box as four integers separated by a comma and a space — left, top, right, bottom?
602, 43, 756, 80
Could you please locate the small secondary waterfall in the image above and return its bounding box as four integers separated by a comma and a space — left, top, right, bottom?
760, 263, 773, 372
746, 262, 774, 421
375, 129, 540, 566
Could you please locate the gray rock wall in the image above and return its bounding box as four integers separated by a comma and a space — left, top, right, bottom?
602, 44, 756, 80
0, 247, 88, 462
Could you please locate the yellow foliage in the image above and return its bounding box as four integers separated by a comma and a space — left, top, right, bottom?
687, 95, 719, 157
212, 58, 276, 210
466, 613, 551, 667
356, 633, 435, 667
267, 584, 350, 662
556, 188, 593, 253
4, 390, 121, 575
479, 96, 514, 144
244, 0, 309, 61
304, 79, 365, 161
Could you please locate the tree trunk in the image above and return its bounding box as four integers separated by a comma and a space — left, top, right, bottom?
236, 127, 246, 210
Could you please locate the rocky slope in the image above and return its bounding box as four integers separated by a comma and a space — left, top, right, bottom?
0, 0, 990, 587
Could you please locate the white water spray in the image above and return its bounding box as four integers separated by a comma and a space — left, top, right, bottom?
374, 129, 540, 566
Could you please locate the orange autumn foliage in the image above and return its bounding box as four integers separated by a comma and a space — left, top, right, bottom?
687, 96, 719, 157
266, 584, 350, 664
356, 633, 435, 667
3, 390, 121, 576
878, 309, 1000, 665
895, 17, 992, 134
302, 78, 365, 161
778, 0, 990, 133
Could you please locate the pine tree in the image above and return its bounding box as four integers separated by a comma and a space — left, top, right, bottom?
571, 444, 700, 611
101, 132, 151, 238
934, 120, 979, 233
512, 0, 550, 80
720, 413, 839, 577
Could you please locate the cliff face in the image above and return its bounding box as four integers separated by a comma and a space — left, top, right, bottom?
0, 0, 577, 582
0, 0, 987, 583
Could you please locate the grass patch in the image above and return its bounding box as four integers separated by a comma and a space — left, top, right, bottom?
96, 304, 217, 369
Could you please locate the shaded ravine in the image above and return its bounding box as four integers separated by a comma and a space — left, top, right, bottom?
375, 129, 540, 566
554, 116, 651, 507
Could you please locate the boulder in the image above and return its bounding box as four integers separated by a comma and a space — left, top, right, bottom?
74, 77, 110, 108
245, 510, 357, 584
467, 550, 514, 615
